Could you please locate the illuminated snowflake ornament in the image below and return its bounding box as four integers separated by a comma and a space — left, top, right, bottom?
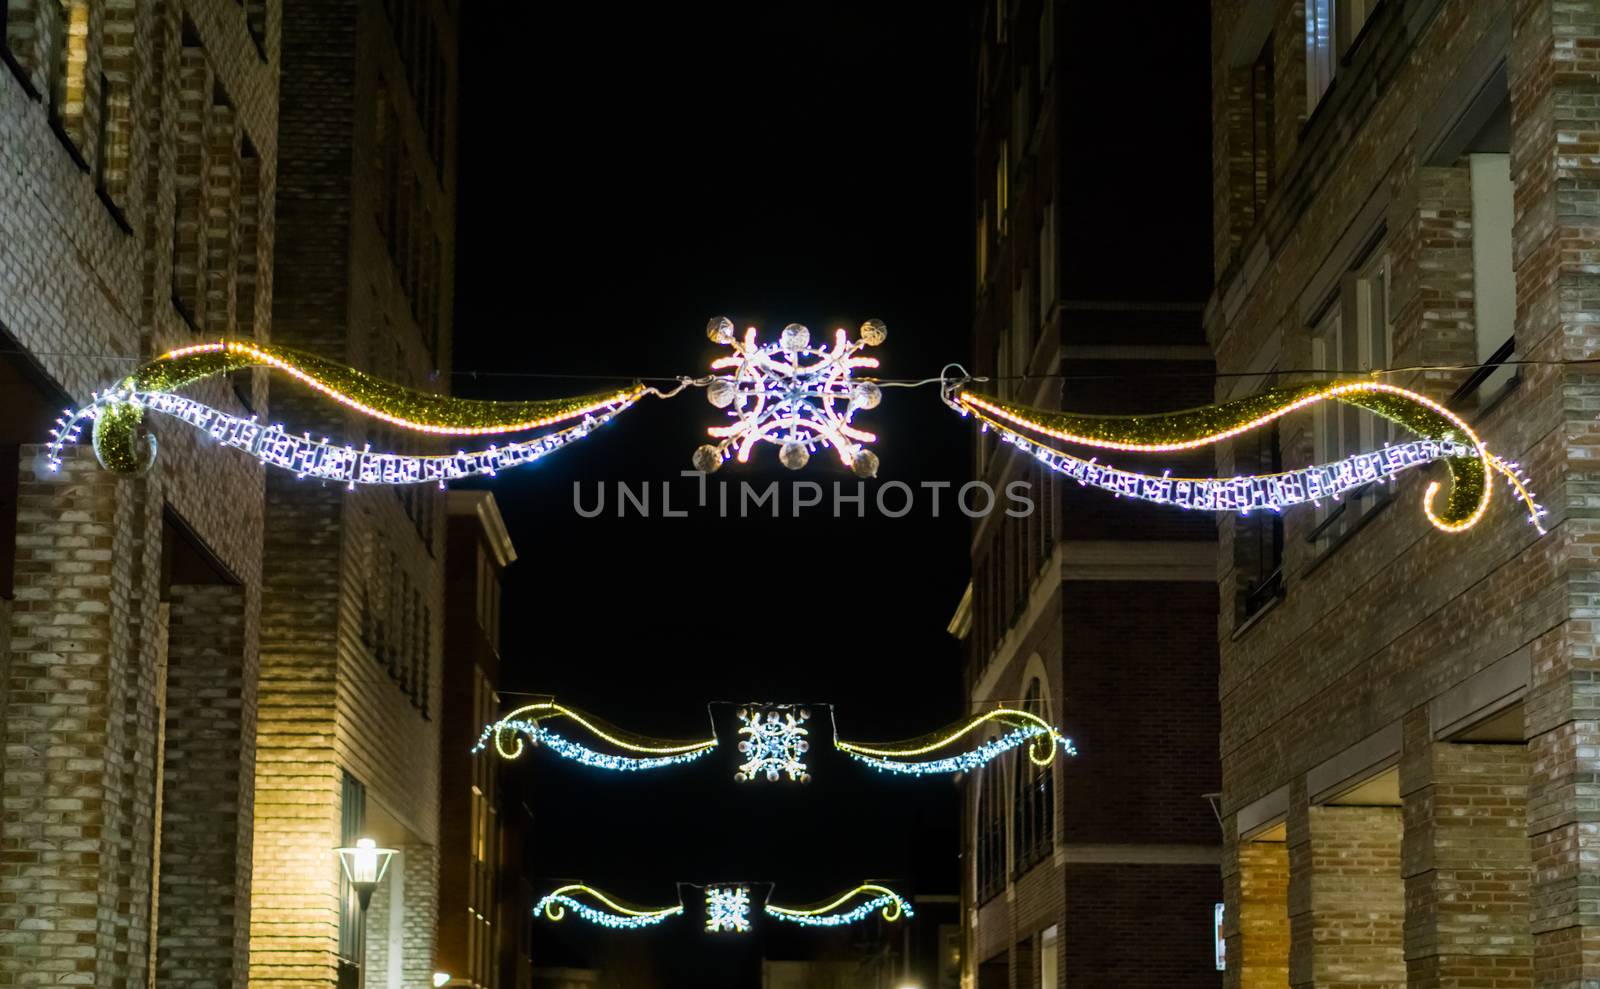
735, 705, 812, 783
694, 318, 886, 477
705, 886, 753, 933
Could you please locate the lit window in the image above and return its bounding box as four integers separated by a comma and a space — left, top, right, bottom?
1469, 152, 1516, 402
1305, 0, 1334, 110
1312, 248, 1392, 539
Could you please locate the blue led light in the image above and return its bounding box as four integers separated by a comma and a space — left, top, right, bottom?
473, 720, 715, 772
843, 726, 1076, 775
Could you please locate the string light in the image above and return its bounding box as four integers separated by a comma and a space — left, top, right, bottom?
474, 699, 717, 771
534, 885, 684, 929
735, 705, 812, 783
835, 708, 1076, 774
693, 318, 885, 477
844, 726, 1074, 775
764, 884, 914, 927
952, 380, 1546, 533
51, 389, 640, 485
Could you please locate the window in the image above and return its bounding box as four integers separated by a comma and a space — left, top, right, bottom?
1239, 419, 1284, 618
1468, 152, 1516, 402
1305, 0, 1334, 110
995, 141, 1009, 234
47, 2, 90, 154
1040, 925, 1059, 989
1312, 247, 1392, 540
1011, 277, 1031, 391
976, 200, 990, 288
1250, 37, 1275, 222
1038, 0, 1053, 80
976, 755, 1007, 901
1012, 679, 1054, 873
240, 0, 267, 58
1037, 200, 1056, 324
1339, 0, 1378, 53
95, 68, 131, 219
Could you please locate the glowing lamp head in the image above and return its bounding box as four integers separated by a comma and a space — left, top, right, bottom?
432, 974, 452, 988
336, 837, 397, 909
707, 316, 736, 345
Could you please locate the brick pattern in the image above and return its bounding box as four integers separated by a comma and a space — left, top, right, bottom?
1287, 804, 1405, 988
1226, 838, 1290, 989
157, 582, 254, 988
1401, 726, 1532, 988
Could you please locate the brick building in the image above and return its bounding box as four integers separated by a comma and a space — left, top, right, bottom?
956, 2, 1222, 986
437, 490, 537, 989
0, 1, 280, 986
249, 0, 457, 986
1208, 0, 1596, 986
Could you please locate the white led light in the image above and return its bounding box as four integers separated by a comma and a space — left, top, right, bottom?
473, 720, 714, 772
735, 705, 811, 783
705, 886, 752, 933
765, 894, 913, 927
843, 726, 1075, 775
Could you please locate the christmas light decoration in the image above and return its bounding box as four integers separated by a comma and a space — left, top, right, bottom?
951, 380, 1546, 534
764, 884, 914, 927
835, 708, 1076, 775
735, 705, 812, 783
478, 701, 1078, 780
46, 339, 646, 481
534, 885, 684, 929
705, 886, 753, 933
474, 699, 717, 772
532, 882, 914, 934
693, 318, 885, 477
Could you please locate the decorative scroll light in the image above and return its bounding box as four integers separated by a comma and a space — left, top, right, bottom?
764, 884, 915, 927
693, 317, 886, 477
834, 708, 1076, 776
949, 379, 1546, 535
473, 699, 717, 772
46, 340, 646, 484
534, 885, 685, 930
735, 705, 812, 783
534, 882, 913, 934
477, 700, 1075, 780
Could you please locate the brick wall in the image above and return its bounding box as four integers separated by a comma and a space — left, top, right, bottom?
1207, 0, 1599, 985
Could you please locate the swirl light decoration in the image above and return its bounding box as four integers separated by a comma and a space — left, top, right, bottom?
533, 882, 913, 933
835, 708, 1077, 776
533, 885, 685, 930
477, 701, 1076, 779
45, 340, 646, 483
764, 884, 915, 927
473, 699, 719, 772
692, 317, 886, 477
949, 379, 1546, 534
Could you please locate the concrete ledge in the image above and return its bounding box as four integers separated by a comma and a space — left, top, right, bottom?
1237, 784, 1289, 839
1429, 646, 1529, 740
1306, 722, 1402, 805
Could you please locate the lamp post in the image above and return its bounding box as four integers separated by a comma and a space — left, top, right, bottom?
335, 837, 397, 910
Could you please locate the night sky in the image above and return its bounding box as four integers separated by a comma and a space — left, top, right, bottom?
455, 4, 975, 984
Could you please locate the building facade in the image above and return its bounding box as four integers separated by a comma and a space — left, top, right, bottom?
249, 0, 457, 986
438, 490, 534, 989
958, 2, 1222, 986
0, 1, 280, 985
1209, 0, 1592, 986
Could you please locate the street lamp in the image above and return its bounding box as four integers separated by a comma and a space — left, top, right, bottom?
335, 837, 397, 909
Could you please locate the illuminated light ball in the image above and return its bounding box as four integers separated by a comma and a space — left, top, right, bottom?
779, 441, 810, 470
850, 382, 882, 410
707, 316, 737, 345
707, 380, 737, 408
859, 318, 887, 346
780, 323, 811, 352
692, 444, 724, 474
734, 771, 749, 782
851, 449, 880, 479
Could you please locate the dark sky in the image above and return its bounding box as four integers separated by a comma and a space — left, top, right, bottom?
455, 3, 976, 985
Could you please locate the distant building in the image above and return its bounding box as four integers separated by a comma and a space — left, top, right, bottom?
1208, 0, 1589, 985
958, 1, 1221, 986
249, 0, 458, 986
0, 1, 280, 985
438, 490, 533, 989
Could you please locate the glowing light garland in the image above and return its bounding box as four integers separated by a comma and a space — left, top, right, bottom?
764, 885, 914, 927
951, 381, 1546, 534
477, 701, 1076, 780
693, 318, 885, 476
533, 882, 914, 934
735, 705, 812, 783
534, 885, 684, 929
834, 707, 1076, 775
474, 700, 718, 772
45, 340, 646, 481
705, 886, 753, 933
